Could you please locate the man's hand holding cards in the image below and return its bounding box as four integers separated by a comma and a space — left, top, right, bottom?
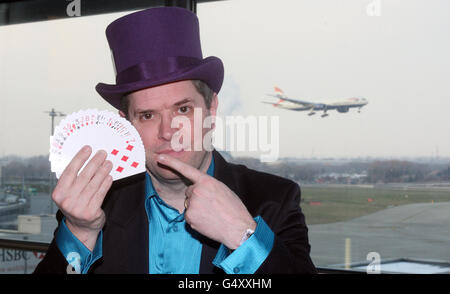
49, 109, 146, 250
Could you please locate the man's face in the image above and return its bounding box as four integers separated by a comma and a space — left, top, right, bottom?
120, 80, 218, 181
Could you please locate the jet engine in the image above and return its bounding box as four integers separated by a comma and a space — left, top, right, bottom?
337, 107, 349, 113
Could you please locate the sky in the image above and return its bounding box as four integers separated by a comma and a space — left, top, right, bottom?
1, 0, 449, 160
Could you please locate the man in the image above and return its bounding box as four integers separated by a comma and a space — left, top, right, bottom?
34, 7, 316, 274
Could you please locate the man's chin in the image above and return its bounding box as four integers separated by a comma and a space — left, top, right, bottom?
157, 167, 183, 180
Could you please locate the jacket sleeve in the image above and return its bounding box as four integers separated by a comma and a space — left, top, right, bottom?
255, 183, 317, 274
33, 210, 72, 274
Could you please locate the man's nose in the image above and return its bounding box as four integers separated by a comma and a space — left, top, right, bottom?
158, 113, 176, 141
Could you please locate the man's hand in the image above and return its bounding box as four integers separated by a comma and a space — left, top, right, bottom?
156, 154, 256, 250
52, 145, 113, 251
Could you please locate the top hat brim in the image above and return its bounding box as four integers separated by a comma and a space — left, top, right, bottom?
95, 56, 224, 111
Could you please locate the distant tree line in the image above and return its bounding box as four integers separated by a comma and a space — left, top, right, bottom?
1, 155, 51, 180
230, 157, 450, 184
366, 160, 429, 183
1, 154, 449, 185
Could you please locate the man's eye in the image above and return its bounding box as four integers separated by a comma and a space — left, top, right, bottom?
178, 106, 191, 114
140, 113, 153, 120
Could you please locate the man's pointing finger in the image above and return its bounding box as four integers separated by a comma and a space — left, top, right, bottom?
155, 154, 204, 183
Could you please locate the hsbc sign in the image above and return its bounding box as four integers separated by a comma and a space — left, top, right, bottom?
0, 248, 45, 274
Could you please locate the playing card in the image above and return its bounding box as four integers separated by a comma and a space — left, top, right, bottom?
49, 109, 146, 181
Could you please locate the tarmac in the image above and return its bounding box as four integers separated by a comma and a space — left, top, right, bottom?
308, 201, 450, 271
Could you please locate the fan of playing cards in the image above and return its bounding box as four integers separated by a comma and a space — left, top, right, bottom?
49, 109, 146, 181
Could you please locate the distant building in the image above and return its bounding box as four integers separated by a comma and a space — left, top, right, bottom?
315, 172, 367, 184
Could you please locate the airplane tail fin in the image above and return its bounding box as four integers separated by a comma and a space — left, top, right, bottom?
274, 86, 284, 95
272, 86, 286, 105
263, 86, 287, 107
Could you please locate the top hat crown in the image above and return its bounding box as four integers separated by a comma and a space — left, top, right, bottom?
95, 7, 224, 110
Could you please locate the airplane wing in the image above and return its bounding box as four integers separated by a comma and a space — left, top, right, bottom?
261, 101, 312, 111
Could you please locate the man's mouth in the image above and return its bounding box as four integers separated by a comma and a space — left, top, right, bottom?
155, 148, 184, 156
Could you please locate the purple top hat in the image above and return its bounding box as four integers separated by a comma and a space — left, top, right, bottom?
95, 7, 224, 110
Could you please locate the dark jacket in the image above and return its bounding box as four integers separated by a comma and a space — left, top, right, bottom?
34, 150, 317, 274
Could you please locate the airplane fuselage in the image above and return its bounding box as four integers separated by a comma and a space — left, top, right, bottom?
263, 87, 368, 117
273, 101, 367, 111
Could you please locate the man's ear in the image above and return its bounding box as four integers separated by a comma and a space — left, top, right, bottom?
209, 93, 218, 117
209, 93, 218, 130
119, 110, 127, 118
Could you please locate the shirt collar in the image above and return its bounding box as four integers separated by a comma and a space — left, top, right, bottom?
145, 154, 215, 199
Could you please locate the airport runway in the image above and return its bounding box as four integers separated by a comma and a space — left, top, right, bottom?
308, 201, 450, 269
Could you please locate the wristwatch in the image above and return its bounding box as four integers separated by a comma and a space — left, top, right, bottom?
239, 228, 255, 246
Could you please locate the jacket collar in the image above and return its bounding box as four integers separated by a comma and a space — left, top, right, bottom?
199, 150, 237, 273
212, 149, 239, 194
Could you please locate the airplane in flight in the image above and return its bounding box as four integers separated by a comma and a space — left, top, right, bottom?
262, 87, 368, 117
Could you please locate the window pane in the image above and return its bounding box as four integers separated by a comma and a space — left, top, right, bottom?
198, 0, 450, 273
0, 11, 134, 246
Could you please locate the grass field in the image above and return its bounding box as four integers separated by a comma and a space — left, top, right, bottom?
300, 185, 450, 225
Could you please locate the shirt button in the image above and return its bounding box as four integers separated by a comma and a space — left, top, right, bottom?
233, 267, 240, 273
172, 225, 178, 232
